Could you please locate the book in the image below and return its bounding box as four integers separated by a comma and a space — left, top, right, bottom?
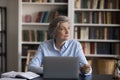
37, 30, 44, 41
1, 71, 39, 79
90, 42, 95, 54
44, 11, 50, 23
81, 0, 88, 8
29, 29, 36, 42
40, 11, 45, 22
75, 0, 81, 9
81, 42, 95, 54
80, 27, 88, 39
93, 0, 98, 9
50, 0, 55, 3
22, 30, 30, 41
87, 0, 91, 9
100, 0, 104, 9
35, 11, 42, 22
85, 42, 90, 54
41, 11, 48, 23
74, 27, 78, 39
44, 30, 48, 41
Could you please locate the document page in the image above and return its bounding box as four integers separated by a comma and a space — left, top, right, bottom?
1, 71, 40, 79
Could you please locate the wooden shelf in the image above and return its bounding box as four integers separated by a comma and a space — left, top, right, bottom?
85, 54, 118, 58
77, 39, 120, 42
74, 23, 120, 27
74, 9, 120, 11
22, 2, 68, 5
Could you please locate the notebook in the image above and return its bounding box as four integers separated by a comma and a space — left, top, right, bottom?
43, 56, 79, 80
1, 71, 39, 79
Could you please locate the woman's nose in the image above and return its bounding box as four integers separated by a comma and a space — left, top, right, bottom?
65, 29, 69, 34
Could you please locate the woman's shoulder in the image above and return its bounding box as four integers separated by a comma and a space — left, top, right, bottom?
67, 39, 80, 44
40, 39, 53, 46
67, 39, 82, 49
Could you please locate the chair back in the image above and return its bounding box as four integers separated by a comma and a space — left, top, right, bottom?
25, 50, 36, 72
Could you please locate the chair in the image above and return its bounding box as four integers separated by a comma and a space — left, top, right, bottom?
96, 59, 115, 75
25, 50, 36, 72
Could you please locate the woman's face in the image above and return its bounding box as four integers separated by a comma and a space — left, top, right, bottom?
55, 22, 70, 41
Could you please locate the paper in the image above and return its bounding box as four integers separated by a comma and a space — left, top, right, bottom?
0, 78, 26, 80
1, 71, 40, 79
1, 71, 23, 78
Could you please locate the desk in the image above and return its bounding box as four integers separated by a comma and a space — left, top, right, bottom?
31, 74, 113, 80
0, 73, 113, 80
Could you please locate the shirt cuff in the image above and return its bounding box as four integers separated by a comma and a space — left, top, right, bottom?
79, 66, 92, 76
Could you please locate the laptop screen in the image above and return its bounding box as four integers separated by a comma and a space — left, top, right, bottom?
43, 56, 79, 79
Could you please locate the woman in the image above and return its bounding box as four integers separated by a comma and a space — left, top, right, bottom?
28, 16, 92, 76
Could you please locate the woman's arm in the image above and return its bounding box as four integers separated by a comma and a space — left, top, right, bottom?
28, 46, 43, 74
76, 42, 92, 75
80, 64, 92, 75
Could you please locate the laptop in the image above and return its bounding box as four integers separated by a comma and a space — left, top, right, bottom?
43, 56, 79, 80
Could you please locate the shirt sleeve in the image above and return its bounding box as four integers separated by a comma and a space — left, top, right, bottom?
28, 45, 43, 74
76, 41, 92, 76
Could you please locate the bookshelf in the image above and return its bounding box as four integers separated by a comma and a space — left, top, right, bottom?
17, 0, 120, 74
73, 0, 120, 56
19, 0, 68, 72
0, 7, 7, 73
73, 0, 120, 74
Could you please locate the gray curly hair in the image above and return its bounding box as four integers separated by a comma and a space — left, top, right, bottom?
48, 16, 70, 39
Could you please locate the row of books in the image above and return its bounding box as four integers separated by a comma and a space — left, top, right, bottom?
22, 29, 48, 42
22, 0, 68, 3
23, 8, 67, 23
74, 27, 120, 40
81, 42, 120, 55
21, 42, 120, 56
75, 11, 119, 24
75, 0, 119, 9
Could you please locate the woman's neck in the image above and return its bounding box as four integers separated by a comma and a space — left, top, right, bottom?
54, 39, 66, 51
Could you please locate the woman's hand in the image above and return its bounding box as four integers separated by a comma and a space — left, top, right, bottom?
80, 64, 91, 74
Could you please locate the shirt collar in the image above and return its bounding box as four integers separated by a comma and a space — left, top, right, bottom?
64, 40, 69, 48
52, 39, 58, 50
52, 39, 69, 50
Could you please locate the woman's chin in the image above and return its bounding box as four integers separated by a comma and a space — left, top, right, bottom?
64, 37, 69, 40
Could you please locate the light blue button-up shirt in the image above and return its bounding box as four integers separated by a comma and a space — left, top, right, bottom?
29, 39, 92, 75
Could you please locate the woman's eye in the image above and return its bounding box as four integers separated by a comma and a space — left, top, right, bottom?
58, 27, 64, 30
60, 28, 64, 30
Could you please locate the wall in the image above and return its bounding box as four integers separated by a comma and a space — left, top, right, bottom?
0, 0, 19, 71
1, 0, 19, 71
0, 0, 7, 7
7, 0, 19, 71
